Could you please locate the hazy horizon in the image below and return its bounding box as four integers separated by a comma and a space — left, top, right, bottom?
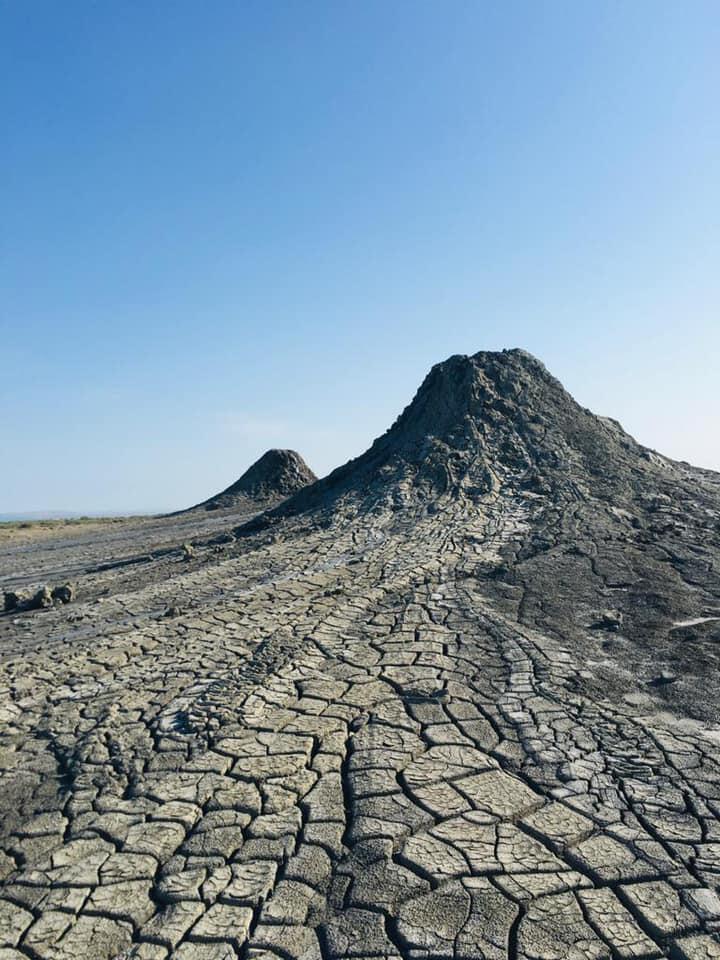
2, 3, 718, 514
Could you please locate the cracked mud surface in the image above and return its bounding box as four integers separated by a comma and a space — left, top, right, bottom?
1, 349, 720, 959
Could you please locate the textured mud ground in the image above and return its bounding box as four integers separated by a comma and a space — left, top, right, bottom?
1, 349, 720, 960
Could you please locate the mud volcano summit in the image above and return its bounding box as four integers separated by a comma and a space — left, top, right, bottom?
1, 348, 720, 960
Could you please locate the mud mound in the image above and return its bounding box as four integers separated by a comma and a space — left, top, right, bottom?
262, 349, 701, 522
189, 448, 316, 512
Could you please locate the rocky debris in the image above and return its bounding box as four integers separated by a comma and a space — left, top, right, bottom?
3, 590, 27, 612
51, 583, 75, 604
29, 586, 53, 609
185, 449, 317, 513
4, 584, 74, 613
0, 348, 718, 960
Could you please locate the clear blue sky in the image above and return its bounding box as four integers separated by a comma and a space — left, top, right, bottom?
2, 2, 718, 514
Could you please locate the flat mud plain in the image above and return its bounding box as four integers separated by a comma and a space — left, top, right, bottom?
1, 350, 720, 960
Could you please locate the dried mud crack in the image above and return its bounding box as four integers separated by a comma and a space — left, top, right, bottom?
1, 349, 720, 959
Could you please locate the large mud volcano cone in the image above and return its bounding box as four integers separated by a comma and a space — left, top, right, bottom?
270, 348, 668, 520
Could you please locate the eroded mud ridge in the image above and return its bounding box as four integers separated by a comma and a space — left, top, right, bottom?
1, 349, 720, 960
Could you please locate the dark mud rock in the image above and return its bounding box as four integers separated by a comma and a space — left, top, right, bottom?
28, 586, 53, 610
4, 590, 28, 613
51, 584, 75, 604
7, 583, 75, 611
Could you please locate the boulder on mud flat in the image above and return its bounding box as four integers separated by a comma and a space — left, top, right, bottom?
3, 591, 28, 613
28, 587, 53, 610
51, 584, 75, 604
5, 584, 76, 613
